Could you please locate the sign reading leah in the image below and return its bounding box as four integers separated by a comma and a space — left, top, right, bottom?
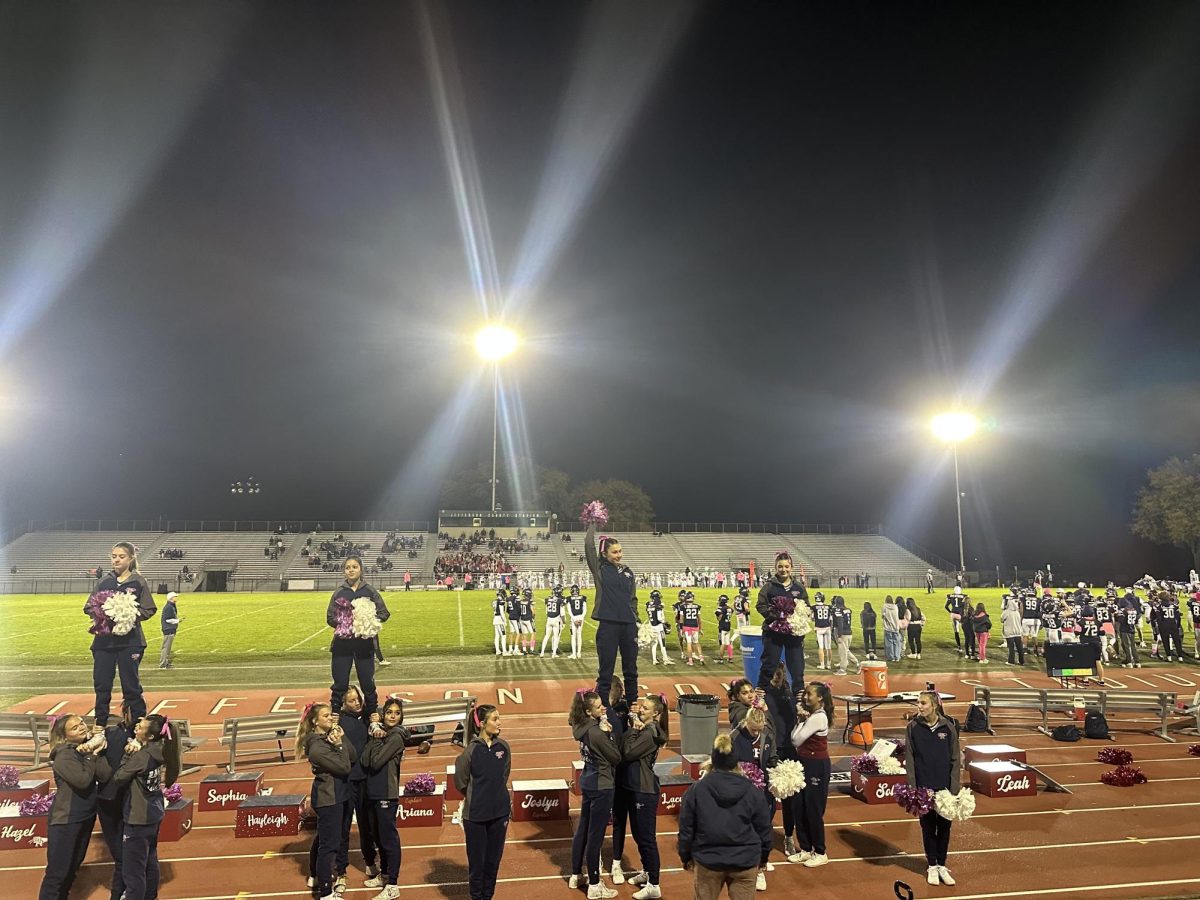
968, 761, 1036, 798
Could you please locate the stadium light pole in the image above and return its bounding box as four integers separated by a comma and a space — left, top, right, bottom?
931, 411, 979, 575
475, 325, 519, 512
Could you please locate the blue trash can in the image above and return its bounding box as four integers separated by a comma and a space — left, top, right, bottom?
739, 624, 799, 686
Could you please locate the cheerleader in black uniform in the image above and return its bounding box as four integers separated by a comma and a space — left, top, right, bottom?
337, 686, 378, 892
904, 692, 961, 887
299, 702, 355, 900
112, 714, 181, 900
454, 705, 511, 900
327, 555, 390, 716
96, 702, 134, 900
86, 542, 157, 726
569, 690, 623, 898
37, 715, 110, 900
620, 695, 669, 899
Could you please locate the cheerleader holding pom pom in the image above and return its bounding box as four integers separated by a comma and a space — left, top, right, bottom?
904, 691, 962, 887
111, 714, 182, 900
299, 703, 356, 900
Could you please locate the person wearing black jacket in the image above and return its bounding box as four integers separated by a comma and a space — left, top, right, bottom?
335, 687, 378, 893
584, 522, 641, 708
731, 707, 779, 889
86, 542, 157, 726
327, 556, 390, 717
762, 667, 799, 856
112, 713, 181, 900
620, 696, 669, 900
904, 692, 962, 888
569, 689, 624, 898
96, 703, 134, 900
755, 552, 808, 693
299, 702, 356, 900
454, 705, 512, 900
158, 592, 181, 669
37, 715, 111, 900
678, 733, 772, 900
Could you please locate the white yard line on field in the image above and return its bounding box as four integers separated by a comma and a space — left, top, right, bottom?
283, 627, 330, 652
457, 590, 464, 647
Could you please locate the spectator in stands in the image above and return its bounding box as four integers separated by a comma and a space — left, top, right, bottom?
89, 542, 157, 726
159, 592, 181, 669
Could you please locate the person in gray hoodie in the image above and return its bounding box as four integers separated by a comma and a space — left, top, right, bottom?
1001, 595, 1025, 665
678, 733, 773, 900
568, 689, 623, 898
37, 715, 111, 900
111, 713, 181, 900
881, 596, 903, 662
620, 694, 670, 900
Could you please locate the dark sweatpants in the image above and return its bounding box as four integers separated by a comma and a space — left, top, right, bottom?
92, 645, 146, 726
919, 812, 952, 866
595, 621, 639, 705
611, 786, 632, 861
121, 823, 159, 900
97, 796, 126, 899
1006, 636, 1025, 664
339, 782, 377, 874
627, 790, 661, 882
38, 818, 94, 900
792, 757, 830, 856
309, 803, 344, 897
373, 800, 401, 884
571, 788, 615, 884
465, 816, 509, 900
331, 652, 378, 717
757, 633, 805, 692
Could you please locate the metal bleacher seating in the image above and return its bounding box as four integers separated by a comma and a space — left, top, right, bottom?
0, 531, 165, 580
285, 531, 431, 582
137, 532, 286, 586
787, 533, 936, 583
674, 534, 825, 581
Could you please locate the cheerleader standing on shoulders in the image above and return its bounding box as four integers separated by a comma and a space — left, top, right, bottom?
87, 542, 157, 726
299, 703, 356, 900
568, 585, 588, 660
646, 590, 674, 665
731, 707, 779, 891
541, 586, 565, 657
620, 695, 669, 899
112, 714, 181, 900
788, 682, 833, 869
337, 686, 379, 893
904, 692, 961, 887
361, 697, 432, 899
756, 553, 809, 691
584, 522, 642, 704
327, 555, 390, 716
569, 690, 623, 898
454, 705, 512, 900
715, 595, 735, 664
37, 715, 110, 900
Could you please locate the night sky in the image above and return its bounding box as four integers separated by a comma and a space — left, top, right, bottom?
2, 2, 1198, 582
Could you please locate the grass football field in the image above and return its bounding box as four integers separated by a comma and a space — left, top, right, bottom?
0, 586, 1167, 708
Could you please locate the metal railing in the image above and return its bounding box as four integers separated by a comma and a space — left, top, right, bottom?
2, 519, 433, 540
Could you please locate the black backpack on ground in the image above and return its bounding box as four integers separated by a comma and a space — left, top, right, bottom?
965, 703, 989, 733
1084, 710, 1111, 740
1051, 724, 1081, 742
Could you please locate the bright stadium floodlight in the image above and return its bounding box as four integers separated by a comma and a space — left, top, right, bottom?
475, 325, 519, 362
475, 325, 520, 511
931, 411, 979, 576
931, 411, 979, 445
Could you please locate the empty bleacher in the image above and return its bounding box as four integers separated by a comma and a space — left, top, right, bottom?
0, 531, 166, 580
137, 532, 288, 587
674, 533, 825, 580
787, 533, 936, 585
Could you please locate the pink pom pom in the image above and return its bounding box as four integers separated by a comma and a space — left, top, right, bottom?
580, 501, 609, 526
0, 765, 19, 789
18, 792, 54, 816
740, 761, 766, 791
164, 784, 184, 804
850, 754, 880, 775
1100, 765, 1148, 787
403, 773, 437, 795
893, 784, 934, 817
1096, 747, 1133, 766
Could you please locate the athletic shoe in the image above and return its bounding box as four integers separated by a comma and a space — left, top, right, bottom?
980, 659, 988, 665
364, 875, 385, 888
334, 874, 347, 895
765, 862, 774, 872
611, 863, 625, 884
802, 854, 828, 868
686, 659, 694, 666
632, 886, 661, 900
783, 836, 796, 857
587, 883, 618, 899
629, 872, 649, 887
379, 660, 391, 666
786, 851, 812, 864
568, 875, 581, 889
835, 669, 847, 676
1122, 663, 1132, 668
927, 866, 940, 885
755, 872, 767, 891
937, 866, 956, 885
374, 887, 401, 900
307, 878, 315, 888
664, 657, 675, 664
1135, 663, 1143, 668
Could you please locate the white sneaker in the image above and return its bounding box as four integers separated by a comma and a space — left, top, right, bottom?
374, 887, 401, 900
938, 866, 956, 885
587, 883, 618, 899
364, 875, 385, 888
928, 867, 940, 885
611, 863, 625, 884
802, 854, 828, 868
366, 865, 380, 879
765, 862, 775, 872
755, 872, 767, 891
307, 878, 315, 888
629, 872, 648, 887
632, 886, 661, 900
786, 851, 812, 864
783, 836, 796, 856
568, 875, 581, 889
